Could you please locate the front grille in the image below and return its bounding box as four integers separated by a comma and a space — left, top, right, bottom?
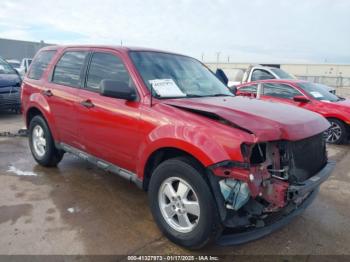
286, 133, 327, 183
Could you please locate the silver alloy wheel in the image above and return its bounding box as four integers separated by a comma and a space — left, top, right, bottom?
32, 125, 47, 157
158, 177, 200, 233
325, 121, 342, 143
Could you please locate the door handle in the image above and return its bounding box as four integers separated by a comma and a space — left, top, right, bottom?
80, 99, 94, 109
42, 89, 53, 97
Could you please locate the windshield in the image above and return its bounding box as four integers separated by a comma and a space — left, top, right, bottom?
299, 82, 340, 102
0, 58, 17, 74
270, 68, 295, 79
129, 51, 232, 98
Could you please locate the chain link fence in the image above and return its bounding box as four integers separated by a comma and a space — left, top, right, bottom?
296, 75, 350, 88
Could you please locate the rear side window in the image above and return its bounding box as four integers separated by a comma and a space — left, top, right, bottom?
52, 51, 88, 87
86, 52, 134, 90
28, 50, 56, 80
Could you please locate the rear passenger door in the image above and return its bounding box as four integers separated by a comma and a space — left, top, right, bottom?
77, 50, 141, 172
47, 49, 90, 148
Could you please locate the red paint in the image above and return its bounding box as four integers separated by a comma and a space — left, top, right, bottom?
22, 46, 329, 185
261, 179, 289, 209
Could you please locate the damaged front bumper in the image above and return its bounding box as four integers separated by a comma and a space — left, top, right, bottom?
208, 160, 336, 246
287, 160, 335, 201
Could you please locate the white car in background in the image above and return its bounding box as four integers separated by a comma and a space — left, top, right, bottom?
6, 59, 21, 72
18, 58, 32, 77
217, 64, 336, 94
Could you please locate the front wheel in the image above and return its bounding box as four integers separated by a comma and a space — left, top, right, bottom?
324, 118, 348, 144
148, 158, 221, 249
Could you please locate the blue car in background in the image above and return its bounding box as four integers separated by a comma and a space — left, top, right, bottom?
0, 57, 22, 112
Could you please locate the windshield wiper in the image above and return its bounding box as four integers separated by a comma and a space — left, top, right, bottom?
157, 94, 232, 99
186, 94, 204, 98
206, 93, 232, 97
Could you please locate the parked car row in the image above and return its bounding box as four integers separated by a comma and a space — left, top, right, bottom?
0, 57, 22, 112
217, 65, 336, 94
6, 58, 32, 77
22, 45, 335, 249
215, 67, 348, 144
0, 57, 33, 112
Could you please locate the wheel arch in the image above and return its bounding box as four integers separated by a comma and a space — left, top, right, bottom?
323, 114, 349, 124
324, 117, 349, 143
26, 107, 43, 126
325, 116, 350, 130
25, 105, 59, 141
141, 147, 209, 191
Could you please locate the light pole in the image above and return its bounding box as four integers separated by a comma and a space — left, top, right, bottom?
216, 52, 220, 67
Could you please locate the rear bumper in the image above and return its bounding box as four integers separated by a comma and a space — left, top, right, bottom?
0, 92, 21, 110
217, 160, 336, 246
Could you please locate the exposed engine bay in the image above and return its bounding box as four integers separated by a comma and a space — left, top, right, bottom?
210, 132, 328, 228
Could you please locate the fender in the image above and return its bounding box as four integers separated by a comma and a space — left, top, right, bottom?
25, 93, 60, 141
136, 124, 243, 179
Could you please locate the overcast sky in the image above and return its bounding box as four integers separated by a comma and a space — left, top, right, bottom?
0, 0, 349, 63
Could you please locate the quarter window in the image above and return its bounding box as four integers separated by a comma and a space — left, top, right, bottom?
52, 51, 88, 87
86, 52, 134, 90
263, 83, 301, 99
28, 50, 56, 80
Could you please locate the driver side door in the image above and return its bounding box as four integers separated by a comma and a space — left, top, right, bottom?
77, 50, 141, 173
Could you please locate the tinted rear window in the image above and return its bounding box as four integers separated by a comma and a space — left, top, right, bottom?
28, 50, 56, 80
52, 51, 88, 87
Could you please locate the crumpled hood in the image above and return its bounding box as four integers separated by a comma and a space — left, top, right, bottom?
164, 96, 330, 142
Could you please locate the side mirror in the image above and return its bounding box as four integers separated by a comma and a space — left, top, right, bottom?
100, 80, 136, 101
293, 95, 310, 103
229, 86, 237, 95
215, 68, 229, 86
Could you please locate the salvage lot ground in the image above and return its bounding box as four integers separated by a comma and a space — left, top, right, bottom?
0, 113, 350, 256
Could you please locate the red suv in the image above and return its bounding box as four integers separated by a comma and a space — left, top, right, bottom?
21, 45, 335, 249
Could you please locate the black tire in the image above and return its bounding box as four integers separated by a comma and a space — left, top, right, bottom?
148, 157, 221, 249
325, 118, 348, 144
28, 115, 64, 167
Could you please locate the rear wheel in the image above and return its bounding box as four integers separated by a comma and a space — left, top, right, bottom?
324, 118, 347, 144
29, 115, 64, 166
148, 157, 221, 249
